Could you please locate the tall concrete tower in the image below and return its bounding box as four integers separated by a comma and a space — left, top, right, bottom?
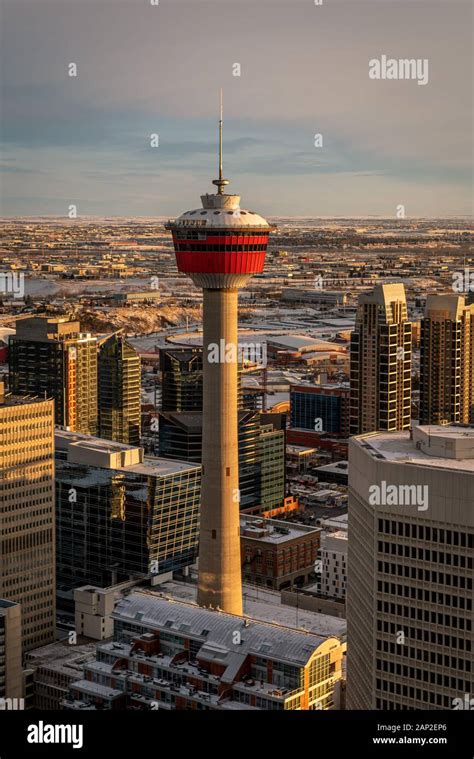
166, 96, 273, 614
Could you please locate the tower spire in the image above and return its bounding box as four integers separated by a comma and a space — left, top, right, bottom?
213, 89, 229, 194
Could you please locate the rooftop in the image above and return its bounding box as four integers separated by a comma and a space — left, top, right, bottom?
0, 599, 19, 609
0, 389, 54, 408
354, 424, 474, 472
152, 580, 346, 638
315, 461, 349, 474
240, 514, 319, 543
112, 590, 339, 667
87, 642, 288, 707
25, 638, 98, 677
267, 334, 343, 352
55, 429, 201, 476
71, 679, 123, 700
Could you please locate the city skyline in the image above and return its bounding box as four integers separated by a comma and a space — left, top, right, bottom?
0, 0, 473, 743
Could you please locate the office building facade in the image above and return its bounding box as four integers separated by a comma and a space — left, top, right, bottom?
0, 384, 55, 653
347, 425, 473, 710
160, 346, 243, 412
159, 410, 285, 514
55, 431, 201, 609
258, 422, 286, 514
290, 383, 350, 437
160, 347, 204, 412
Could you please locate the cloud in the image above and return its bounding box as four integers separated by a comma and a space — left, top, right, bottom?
1, 0, 472, 215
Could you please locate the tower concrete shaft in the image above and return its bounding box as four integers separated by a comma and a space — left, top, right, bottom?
198, 288, 242, 614
165, 97, 274, 615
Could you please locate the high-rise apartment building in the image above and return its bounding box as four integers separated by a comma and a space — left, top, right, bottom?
347, 424, 473, 710
98, 333, 141, 445
420, 294, 474, 425
0, 600, 23, 700
0, 383, 55, 653
350, 283, 412, 435
55, 430, 201, 609
9, 316, 98, 435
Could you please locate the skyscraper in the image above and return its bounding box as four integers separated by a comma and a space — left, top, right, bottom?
9, 316, 98, 435
165, 98, 273, 614
160, 347, 203, 412
347, 424, 473, 710
55, 430, 201, 608
0, 382, 55, 653
98, 333, 141, 445
420, 294, 474, 425
160, 346, 243, 412
258, 421, 286, 515
350, 283, 412, 436
158, 409, 284, 513
159, 347, 258, 508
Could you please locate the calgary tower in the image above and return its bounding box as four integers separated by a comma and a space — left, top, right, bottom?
166, 96, 273, 615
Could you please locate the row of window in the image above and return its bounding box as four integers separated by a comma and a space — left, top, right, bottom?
174, 230, 268, 240
378, 601, 471, 630
177, 244, 267, 252
376, 640, 471, 671
377, 581, 471, 610
378, 541, 472, 568
375, 688, 457, 709
376, 621, 471, 651
378, 519, 473, 547
376, 660, 471, 691
377, 561, 472, 589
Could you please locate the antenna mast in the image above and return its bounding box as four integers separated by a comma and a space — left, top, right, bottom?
213, 89, 229, 194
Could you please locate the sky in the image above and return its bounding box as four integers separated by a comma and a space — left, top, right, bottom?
1, 0, 472, 218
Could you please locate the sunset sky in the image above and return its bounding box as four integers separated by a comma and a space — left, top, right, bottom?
1, 0, 472, 217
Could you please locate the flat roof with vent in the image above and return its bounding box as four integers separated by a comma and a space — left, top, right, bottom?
353, 425, 474, 472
